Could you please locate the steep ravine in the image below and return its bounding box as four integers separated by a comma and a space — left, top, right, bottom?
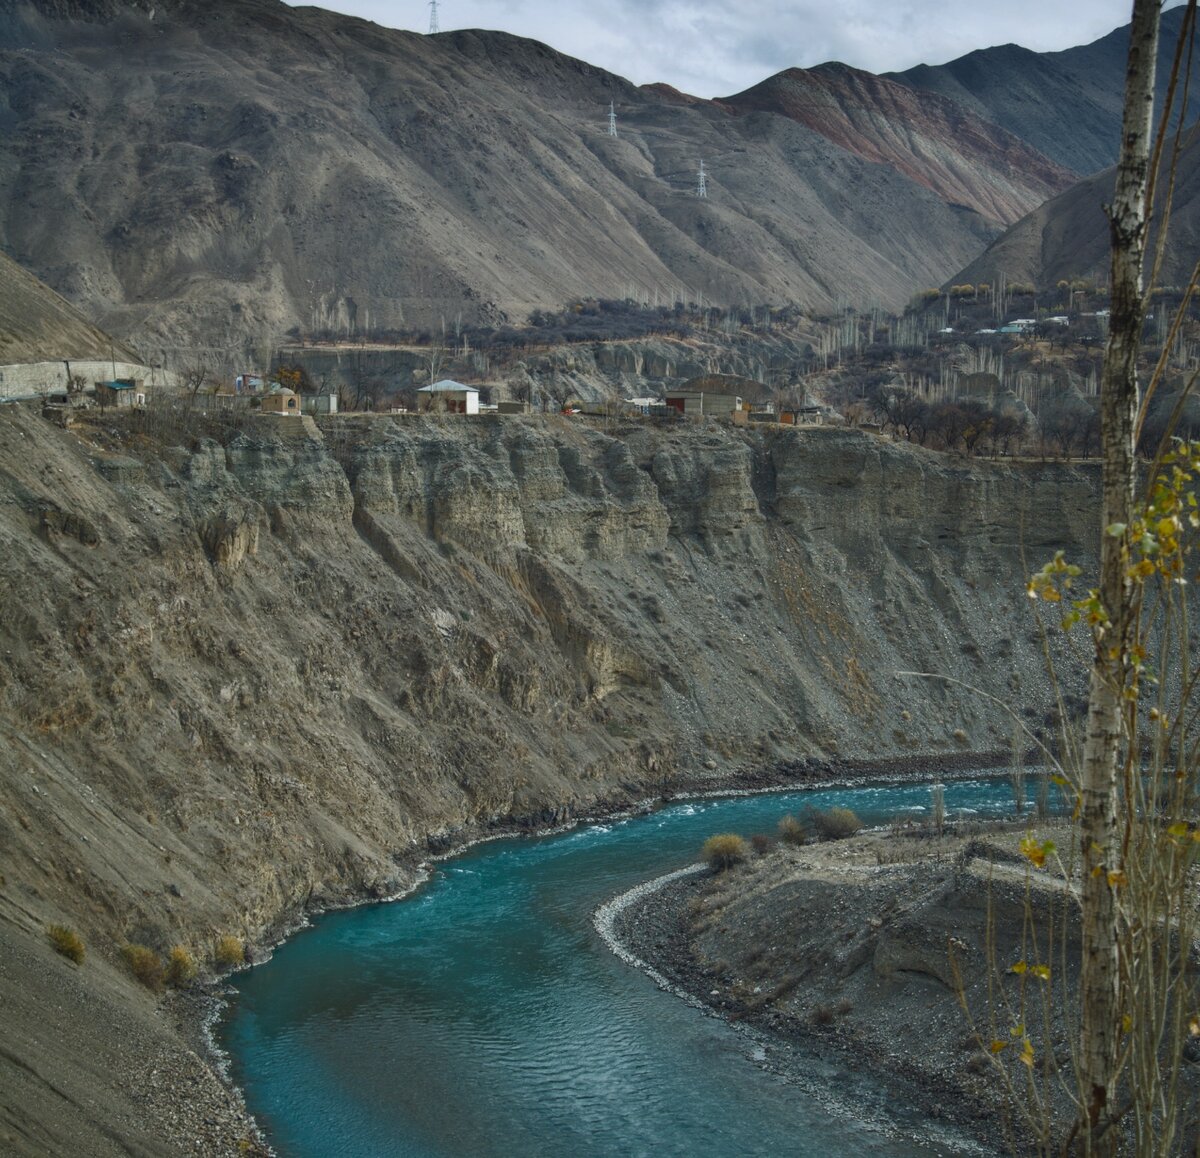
0, 408, 1097, 1155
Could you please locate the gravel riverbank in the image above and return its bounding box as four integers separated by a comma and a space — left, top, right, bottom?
599, 828, 1066, 1155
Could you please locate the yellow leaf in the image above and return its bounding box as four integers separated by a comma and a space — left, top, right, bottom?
1167, 822, 1190, 838
1123, 1014, 1134, 1034
1020, 838, 1046, 868
1011, 961, 1027, 975
990, 1040, 1008, 1054
1107, 870, 1128, 888
1020, 1042, 1035, 1068
1031, 965, 1051, 981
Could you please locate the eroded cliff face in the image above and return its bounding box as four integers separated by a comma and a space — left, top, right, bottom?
0, 407, 1097, 1155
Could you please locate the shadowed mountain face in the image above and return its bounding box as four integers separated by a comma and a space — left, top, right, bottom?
948, 128, 1200, 292
718, 63, 1076, 225
890, 5, 1194, 177
0, 0, 1011, 360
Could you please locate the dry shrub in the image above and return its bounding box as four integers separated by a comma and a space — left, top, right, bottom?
165, 945, 197, 988
777, 814, 807, 845
750, 833, 771, 855
811, 1004, 835, 1027
214, 935, 245, 968
702, 833, 749, 872
122, 943, 164, 990
47, 924, 85, 965
812, 807, 863, 841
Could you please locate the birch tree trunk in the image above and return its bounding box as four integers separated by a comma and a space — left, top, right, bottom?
1079, 2, 1160, 1149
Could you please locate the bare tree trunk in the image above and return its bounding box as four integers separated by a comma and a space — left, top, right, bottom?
1079, 2, 1161, 1149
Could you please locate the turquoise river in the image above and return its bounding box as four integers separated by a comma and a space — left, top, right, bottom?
220, 775, 1028, 1157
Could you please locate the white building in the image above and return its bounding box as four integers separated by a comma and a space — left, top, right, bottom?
417, 380, 480, 415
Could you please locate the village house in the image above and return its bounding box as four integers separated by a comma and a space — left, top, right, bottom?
301, 393, 338, 415
417, 379, 480, 414
94, 379, 143, 409
210, 382, 241, 410
663, 389, 744, 420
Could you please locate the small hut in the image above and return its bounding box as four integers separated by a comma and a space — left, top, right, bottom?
261, 386, 301, 416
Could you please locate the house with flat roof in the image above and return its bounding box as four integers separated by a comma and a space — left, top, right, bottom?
95, 379, 141, 409
663, 389, 743, 419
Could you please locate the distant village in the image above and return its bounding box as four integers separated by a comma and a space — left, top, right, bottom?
15, 364, 831, 429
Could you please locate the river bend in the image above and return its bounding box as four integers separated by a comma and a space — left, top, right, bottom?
221, 777, 1023, 1156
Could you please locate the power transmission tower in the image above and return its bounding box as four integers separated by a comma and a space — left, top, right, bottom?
607, 101, 617, 137
696, 160, 707, 199
427, 0, 439, 34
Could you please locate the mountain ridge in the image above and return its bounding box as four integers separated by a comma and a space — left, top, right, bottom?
889, 5, 1193, 176
717, 61, 1074, 225
0, 0, 1082, 362
0, 0, 1180, 364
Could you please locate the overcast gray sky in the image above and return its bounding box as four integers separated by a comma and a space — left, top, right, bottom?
288, 1, 1180, 98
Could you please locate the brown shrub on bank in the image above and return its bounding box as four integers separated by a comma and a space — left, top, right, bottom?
122, 944, 164, 990
165, 945, 197, 988
812, 807, 863, 841
214, 935, 245, 969
47, 924, 85, 965
702, 833, 749, 871
777, 814, 807, 845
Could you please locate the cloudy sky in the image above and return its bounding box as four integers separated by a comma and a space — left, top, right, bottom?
288, 1, 1179, 97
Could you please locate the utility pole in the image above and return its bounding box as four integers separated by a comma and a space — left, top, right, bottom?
607, 101, 617, 137
427, 0, 439, 34
696, 160, 707, 199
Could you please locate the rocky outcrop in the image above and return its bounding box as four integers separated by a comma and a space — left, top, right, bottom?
0, 406, 1099, 1155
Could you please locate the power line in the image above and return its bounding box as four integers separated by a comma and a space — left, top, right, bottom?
427, 0, 439, 34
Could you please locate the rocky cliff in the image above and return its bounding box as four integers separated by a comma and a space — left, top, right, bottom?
0, 405, 1098, 1154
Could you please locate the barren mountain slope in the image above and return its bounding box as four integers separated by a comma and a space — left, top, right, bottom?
949, 128, 1200, 290
718, 63, 1075, 225
0, 0, 1006, 361
0, 249, 140, 364
891, 5, 1193, 177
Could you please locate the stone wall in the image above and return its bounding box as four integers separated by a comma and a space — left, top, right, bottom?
0, 360, 174, 400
